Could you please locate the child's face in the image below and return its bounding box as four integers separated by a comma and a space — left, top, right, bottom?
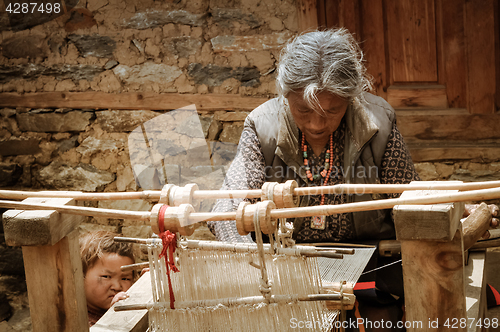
84, 253, 134, 311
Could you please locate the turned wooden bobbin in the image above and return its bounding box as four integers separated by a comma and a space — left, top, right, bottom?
261, 181, 298, 208
158, 184, 176, 204
150, 203, 195, 236
235, 200, 277, 236
158, 183, 199, 209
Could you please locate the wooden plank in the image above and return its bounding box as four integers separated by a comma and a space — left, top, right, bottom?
91, 271, 152, 332
387, 84, 448, 108
395, 109, 500, 141
393, 184, 464, 241
465, 251, 487, 332
337, 0, 361, 40
360, 0, 387, 99
400, 230, 467, 331
465, 0, 496, 114
316, 0, 326, 28
297, 0, 318, 32
324, 0, 339, 29
23, 229, 88, 332
2, 196, 85, 246
386, 0, 438, 83
0, 92, 271, 111
436, 0, 467, 108
406, 141, 500, 162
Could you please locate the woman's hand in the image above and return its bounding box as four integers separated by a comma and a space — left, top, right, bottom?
464, 203, 499, 239
110, 291, 129, 307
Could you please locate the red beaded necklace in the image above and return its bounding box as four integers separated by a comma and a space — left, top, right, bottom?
301, 132, 334, 230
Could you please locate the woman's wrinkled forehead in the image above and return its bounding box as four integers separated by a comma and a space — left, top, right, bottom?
287, 90, 348, 112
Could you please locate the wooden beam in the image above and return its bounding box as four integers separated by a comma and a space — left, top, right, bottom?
465, 0, 496, 114
465, 251, 487, 332
406, 141, 500, 163
395, 109, 500, 141
3, 196, 85, 246
394, 187, 467, 331
297, 0, 318, 32
387, 85, 448, 108
393, 182, 464, 241
400, 231, 467, 331
0, 92, 271, 111
91, 271, 152, 332
22, 229, 88, 332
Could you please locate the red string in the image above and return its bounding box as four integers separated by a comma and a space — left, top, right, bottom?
158, 205, 179, 309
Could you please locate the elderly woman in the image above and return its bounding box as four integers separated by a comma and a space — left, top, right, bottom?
209, 28, 419, 243
208, 28, 419, 331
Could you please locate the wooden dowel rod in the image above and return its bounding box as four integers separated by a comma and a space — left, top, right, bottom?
121, 262, 150, 272
114, 237, 156, 244
0, 200, 150, 220
0, 190, 159, 201
1, 180, 499, 202
294, 180, 500, 195
2, 187, 500, 224
114, 293, 345, 311
192, 189, 261, 199
266, 186, 500, 220
114, 304, 148, 311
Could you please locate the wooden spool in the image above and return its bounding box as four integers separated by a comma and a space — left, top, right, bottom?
150, 203, 195, 236
261, 180, 299, 208
235, 200, 278, 236
158, 183, 199, 209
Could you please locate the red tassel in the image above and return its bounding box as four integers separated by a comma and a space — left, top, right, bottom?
158, 205, 179, 309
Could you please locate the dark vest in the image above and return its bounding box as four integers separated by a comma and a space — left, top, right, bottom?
244, 92, 397, 241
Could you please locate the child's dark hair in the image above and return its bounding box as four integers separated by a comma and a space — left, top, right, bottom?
79, 231, 135, 276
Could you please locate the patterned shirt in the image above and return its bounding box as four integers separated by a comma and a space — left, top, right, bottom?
208, 119, 420, 243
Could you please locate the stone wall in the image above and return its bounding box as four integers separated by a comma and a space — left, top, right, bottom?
0, 0, 296, 96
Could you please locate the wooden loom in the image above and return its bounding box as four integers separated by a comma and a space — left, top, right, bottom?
1, 180, 499, 332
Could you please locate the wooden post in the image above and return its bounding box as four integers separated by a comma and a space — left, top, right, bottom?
393, 182, 466, 331
2, 196, 88, 332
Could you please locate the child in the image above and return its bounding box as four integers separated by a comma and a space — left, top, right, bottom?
79, 231, 136, 327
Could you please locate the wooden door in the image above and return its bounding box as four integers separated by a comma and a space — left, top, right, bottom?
305, 0, 498, 114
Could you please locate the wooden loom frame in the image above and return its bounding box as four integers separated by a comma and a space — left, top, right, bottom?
1, 181, 498, 332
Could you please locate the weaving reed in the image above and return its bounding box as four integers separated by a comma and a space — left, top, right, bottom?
147, 240, 336, 332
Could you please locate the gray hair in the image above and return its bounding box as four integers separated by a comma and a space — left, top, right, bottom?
276, 28, 372, 110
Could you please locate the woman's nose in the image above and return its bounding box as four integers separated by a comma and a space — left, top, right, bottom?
308, 112, 326, 130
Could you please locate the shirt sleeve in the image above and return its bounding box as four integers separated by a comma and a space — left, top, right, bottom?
208, 124, 267, 243
380, 123, 421, 199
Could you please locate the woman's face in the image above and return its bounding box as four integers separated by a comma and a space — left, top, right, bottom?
287, 90, 349, 148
